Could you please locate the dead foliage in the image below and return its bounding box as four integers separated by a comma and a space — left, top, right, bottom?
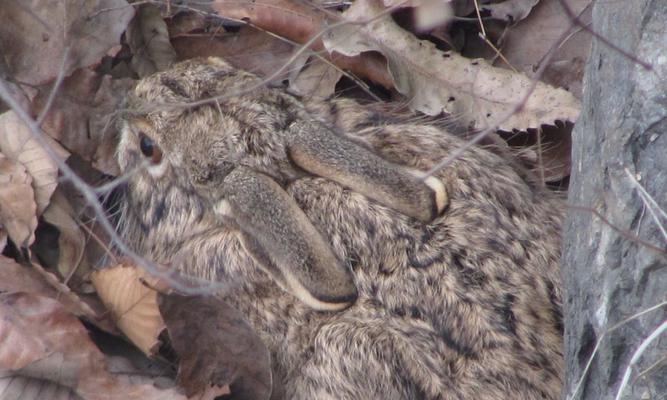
0, 0, 588, 398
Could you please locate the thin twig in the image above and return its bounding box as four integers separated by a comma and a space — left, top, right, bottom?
93, 165, 145, 195
161, 1, 403, 111
36, 47, 71, 126
567, 300, 667, 400
536, 126, 546, 187
567, 205, 667, 258
624, 168, 667, 241
244, 20, 382, 101
472, 0, 487, 38
77, 220, 118, 265
633, 355, 666, 384
478, 32, 518, 73
614, 320, 667, 400
88, 0, 151, 19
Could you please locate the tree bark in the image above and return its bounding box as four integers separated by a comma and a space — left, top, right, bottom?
562, 1, 667, 399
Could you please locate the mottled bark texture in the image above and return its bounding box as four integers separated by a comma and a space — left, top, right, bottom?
563, 1, 667, 399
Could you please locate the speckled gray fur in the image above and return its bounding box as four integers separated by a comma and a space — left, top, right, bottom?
117, 58, 564, 400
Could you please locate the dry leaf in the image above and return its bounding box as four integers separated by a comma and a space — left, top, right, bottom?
289, 58, 343, 99
159, 294, 271, 400
29, 258, 102, 321
127, 4, 178, 77
413, 0, 454, 32
211, 0, 580, 130
0, 372, 81, 400
495, 0, 592, 99
91, 263, 166, 356
0, 292, 187, 400
0, 0, 134, 85
41, 189, 88, 285
90, 264, 264, 398
32, 69, 134, 176
166, 11, 210, 37
0, 56, 35, 110
209, 1, 395, 89
171, 23, 298, 83
0, 111, 68, 215
481, 0, 540, 22
0, 255, 115, 332
0, 155, 37, 248
0, 230, 6, 252
322, 0, 581, 131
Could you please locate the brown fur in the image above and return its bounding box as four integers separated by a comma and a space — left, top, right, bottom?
117, 58, 564, 399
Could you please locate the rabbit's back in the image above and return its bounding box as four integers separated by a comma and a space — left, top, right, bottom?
211, 116, 564, 399
117, 58, 563, 399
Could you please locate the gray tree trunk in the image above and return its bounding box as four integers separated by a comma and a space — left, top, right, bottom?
562, 1, 667, 399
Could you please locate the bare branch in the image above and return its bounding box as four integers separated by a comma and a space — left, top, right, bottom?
614, 320, 667, 400
567, 300, 667, 400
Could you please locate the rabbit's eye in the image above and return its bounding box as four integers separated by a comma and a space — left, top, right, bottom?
139, 132, 163, 164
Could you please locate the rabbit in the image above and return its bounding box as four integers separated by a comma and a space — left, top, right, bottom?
116, 57, 564, 400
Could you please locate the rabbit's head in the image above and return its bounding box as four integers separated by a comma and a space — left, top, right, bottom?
117, 57, 447, 311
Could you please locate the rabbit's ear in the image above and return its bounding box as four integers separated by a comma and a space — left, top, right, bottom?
216, 166, 357, 311
288, 125, 448, 223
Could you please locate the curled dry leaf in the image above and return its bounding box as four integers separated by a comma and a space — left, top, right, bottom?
0, 111, 69, 215
0, 255, 114, 332
0, 112, 68, 215
0, 372, 81, 400
0, 292, 186, 400
323, 0, 581, 131
127, 4, 178, 77
41, 189, 88, 285
209, 0, 395, 88
167, 10, 210, 38
170, 21, 298, 84
91, 263, 265, 399
32, 69, 134, 175
212, 0, 580, 130
0, 154, 37, 248
288, 58, 343, 99
91, 263, 166, 356
158, 294, 271, 400
481, 0, 540, 22
0, 0, 134, 85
